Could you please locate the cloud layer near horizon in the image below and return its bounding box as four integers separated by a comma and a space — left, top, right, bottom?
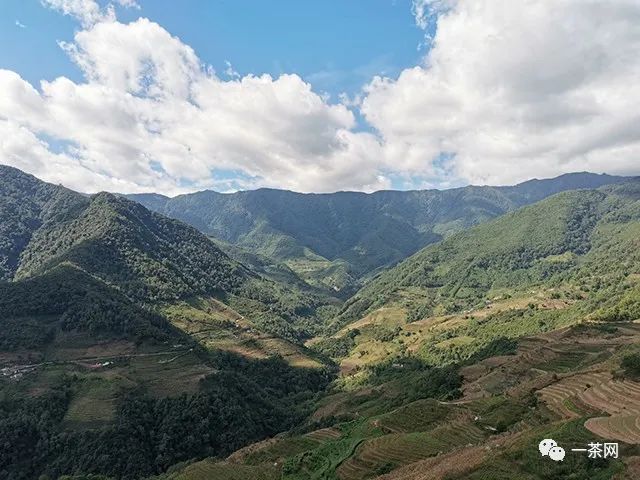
1, 0, 639, 194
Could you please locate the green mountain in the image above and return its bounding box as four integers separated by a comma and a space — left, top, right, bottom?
321, 180, 640, 368
128, 172, 630, 293
0, 166, 337, 480
0, 166, 88, 282
0, 165, 338, 342
3, 165, 640, 480
156, 180, 640, 480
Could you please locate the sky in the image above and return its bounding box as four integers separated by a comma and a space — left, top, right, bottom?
1, 0, 639, 195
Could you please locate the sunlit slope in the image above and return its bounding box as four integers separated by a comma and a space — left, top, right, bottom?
335, 182, 640, 329
1, 166, 340, 345
0, 165, 88, 281
164, 324, 640, 480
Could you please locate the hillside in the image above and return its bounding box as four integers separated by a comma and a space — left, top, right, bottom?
0, 165, 88, 281
305, 181, 639, 376
160, 323, 640, 480
128, 172, 630, 292
16, 191, 245, 301
0, 166, 337, 480
152, 178, 640, 480
3, 166, 640, 479
0, 165, 338, 342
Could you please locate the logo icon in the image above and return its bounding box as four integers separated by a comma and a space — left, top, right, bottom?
539, 438, 565, 462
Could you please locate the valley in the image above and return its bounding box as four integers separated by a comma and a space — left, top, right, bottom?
160, 321, 640, 480
129, 172, 629, 294
1, 165, 640, 479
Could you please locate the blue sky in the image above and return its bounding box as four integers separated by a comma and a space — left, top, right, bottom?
2, 0, 425, 103
1, 1, 638, 195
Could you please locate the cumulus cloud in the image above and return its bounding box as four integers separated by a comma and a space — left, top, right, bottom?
0, 15, 386, 194
41, 0, 115, 28
411, 0, 454, 36
3, 1, 640, 194
41, 0, 139, 27
114, 0, 140, 8
363, 0, 640, 185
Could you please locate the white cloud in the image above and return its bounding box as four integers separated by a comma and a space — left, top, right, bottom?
114, 0, 140, 9
5, 1, 640, 195
224, 60, 240, 79
411, 0, 454, 30
363, 0, 640, 185
41, 0, 140, 27
0, 16, 386, 194
15, 20, 27, 29
42, 0, 115, 28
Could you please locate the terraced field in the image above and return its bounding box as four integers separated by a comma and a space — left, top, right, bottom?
537, 371, 610, 419
586, 415, 640, 444
242, 437, 323, 466
157, 323, 640, 480
336, 307, 407, 337
304, 427, 342, 441
163, 298, 323, 367
375, 444, 491, 480
373, 399, 458, 434
62, 378, 116, 430
581, 377, 640, 444
125, 351, 214, 396
535, 368, 640, 444
336, 421, 486, 480
161, 459, 279, 480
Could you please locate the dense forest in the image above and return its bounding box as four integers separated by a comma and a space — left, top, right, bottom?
0, 354, 333, 480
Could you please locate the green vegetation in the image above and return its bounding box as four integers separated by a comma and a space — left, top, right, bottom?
160, 460, 279, 480
321, 181, 640, 370
3, 166, 640, 479
0, 166, 88, 282
15, 192, 244, 302
0, 264, 173, 348
621, 353, 640, 379
130, 171, 627, 292
459, 420, 625, 480
335, 189, 608, 328
0, 166, 338, 479
0, 354, 332, 480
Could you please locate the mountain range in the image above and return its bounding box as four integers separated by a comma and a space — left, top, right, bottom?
128, 172, 628, 293
1, 164, 640, 480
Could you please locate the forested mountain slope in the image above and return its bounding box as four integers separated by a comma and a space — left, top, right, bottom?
0, 165, 88, 281
128, 172, 631, 291
0, 166, 338, 342
0, 166, 337, 480
16, 191, 245, 301
320, 180, 640, 369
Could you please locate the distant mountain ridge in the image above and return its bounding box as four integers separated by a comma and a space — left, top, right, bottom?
127, 172, 633, 292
